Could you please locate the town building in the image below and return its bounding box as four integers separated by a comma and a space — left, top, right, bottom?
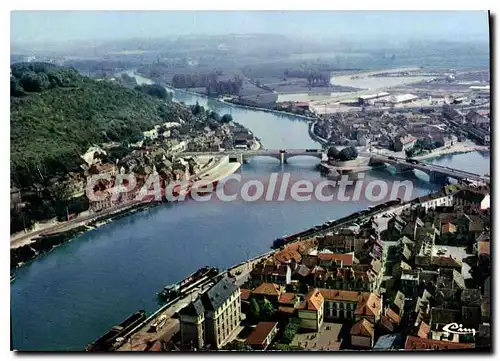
350, 318, 375, 348
179, 276, 241, 349
393, 134, 417, 151
297, 288, 324, 331
245, 321, 279, 350
251, 283, 282, 304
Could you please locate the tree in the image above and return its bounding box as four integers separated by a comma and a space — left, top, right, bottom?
10, 77, 25, 96
281, 318, 300, 344
327, 146, 340, 159
338, 146, 358, 161
19, 71, 50, 92
191, 101, 204, 116
223, 340, 252, 351
249, 298, 260, 323
260, 299, 276, 320
134, 84, 170, 101
209, 111, 221, 122
221, 114, 233, 123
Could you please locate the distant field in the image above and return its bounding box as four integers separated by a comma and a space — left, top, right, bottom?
329, 68, 434, 90
277, 93, 352, 102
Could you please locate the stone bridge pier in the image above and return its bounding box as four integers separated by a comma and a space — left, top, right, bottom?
429, 171, 449, 184
395, 164, 415, 174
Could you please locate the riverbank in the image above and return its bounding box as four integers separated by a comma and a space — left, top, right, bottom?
220, 98, 317, 121
10, 154, 244, 267
308, 120, 328, 145
11, 202, 157, 270
414, 143, 490, 161
134, 70, 318, 122
109, 195, 422, 350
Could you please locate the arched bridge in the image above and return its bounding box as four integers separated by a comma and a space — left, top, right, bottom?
179, 149, 489, 184
181, 149, 324, 164
365, 152, 490, 184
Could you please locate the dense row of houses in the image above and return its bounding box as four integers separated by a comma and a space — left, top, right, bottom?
168, 185, 490, 351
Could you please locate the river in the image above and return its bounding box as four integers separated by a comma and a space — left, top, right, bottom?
10, 72, 490, 351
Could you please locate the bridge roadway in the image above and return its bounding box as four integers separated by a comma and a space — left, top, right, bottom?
179, 149, 489, 184
180, 148, 323, 163
363, 152, 490, 184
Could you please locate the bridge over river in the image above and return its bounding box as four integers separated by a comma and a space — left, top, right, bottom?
180, 149, 490, 184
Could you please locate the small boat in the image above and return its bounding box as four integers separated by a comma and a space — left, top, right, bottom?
10, 273, 15, 283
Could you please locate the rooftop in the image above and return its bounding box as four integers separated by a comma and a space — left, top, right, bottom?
405, 336, 474, 350
317, 253, 354, 266
279, 292, 298, 305
374, 334, 402, 350
355, 293, 381, 318
252, 283, 281, 298
246, 321, 279, 346
201, 276, 238, 311
179, 298, 205, 317
300, 289, 324, 311
319, 289, 370, 303
350, 319, 374, 338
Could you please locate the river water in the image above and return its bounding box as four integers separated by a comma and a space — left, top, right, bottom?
10, 72, 491, 351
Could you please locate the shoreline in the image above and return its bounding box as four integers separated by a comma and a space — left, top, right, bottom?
110, 187, 452, 350
413, 143, 490, 161
137, 71, 318, 122
10, 149, 256, 269
308, 120, 328, 145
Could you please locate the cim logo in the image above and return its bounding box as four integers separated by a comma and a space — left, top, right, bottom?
442, 323, 476, 336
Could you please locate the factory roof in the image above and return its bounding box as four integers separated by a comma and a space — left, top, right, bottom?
469, 85, 490, 90
390, 94, 418, 104
358, 92, 390, 100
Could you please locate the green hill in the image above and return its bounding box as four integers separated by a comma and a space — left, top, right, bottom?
10, 62, 189, 188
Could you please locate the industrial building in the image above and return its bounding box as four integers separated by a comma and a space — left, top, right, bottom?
357, 92, 390, 105
389, 94, 419, 105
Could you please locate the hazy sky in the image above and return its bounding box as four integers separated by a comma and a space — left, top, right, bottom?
11, 11, 490, 44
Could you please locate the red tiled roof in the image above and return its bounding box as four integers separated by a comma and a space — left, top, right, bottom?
417, 321, 430, 339
379, 315, 395, 333
319, 289, 370, 303
405, 336, 474, 350
386, 308, 401, 325
479, 241, 490, 256
355, 293, 381, 318
279, 292, 297, 305
317, 253, 354, 266
278, 306, 296, 314
300, 289, 324, 311
284, 239, 317, 255
350, 319, 374, 338
431, 256, 461, 268
246, 322, 278, 346
274, 249, 302, 264
252, 283, 281, 297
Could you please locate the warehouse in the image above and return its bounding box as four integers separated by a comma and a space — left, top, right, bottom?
389, 94, 419, 105
357, 92, 390, 105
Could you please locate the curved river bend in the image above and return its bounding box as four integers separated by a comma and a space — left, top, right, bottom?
11, 72, 490, 351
